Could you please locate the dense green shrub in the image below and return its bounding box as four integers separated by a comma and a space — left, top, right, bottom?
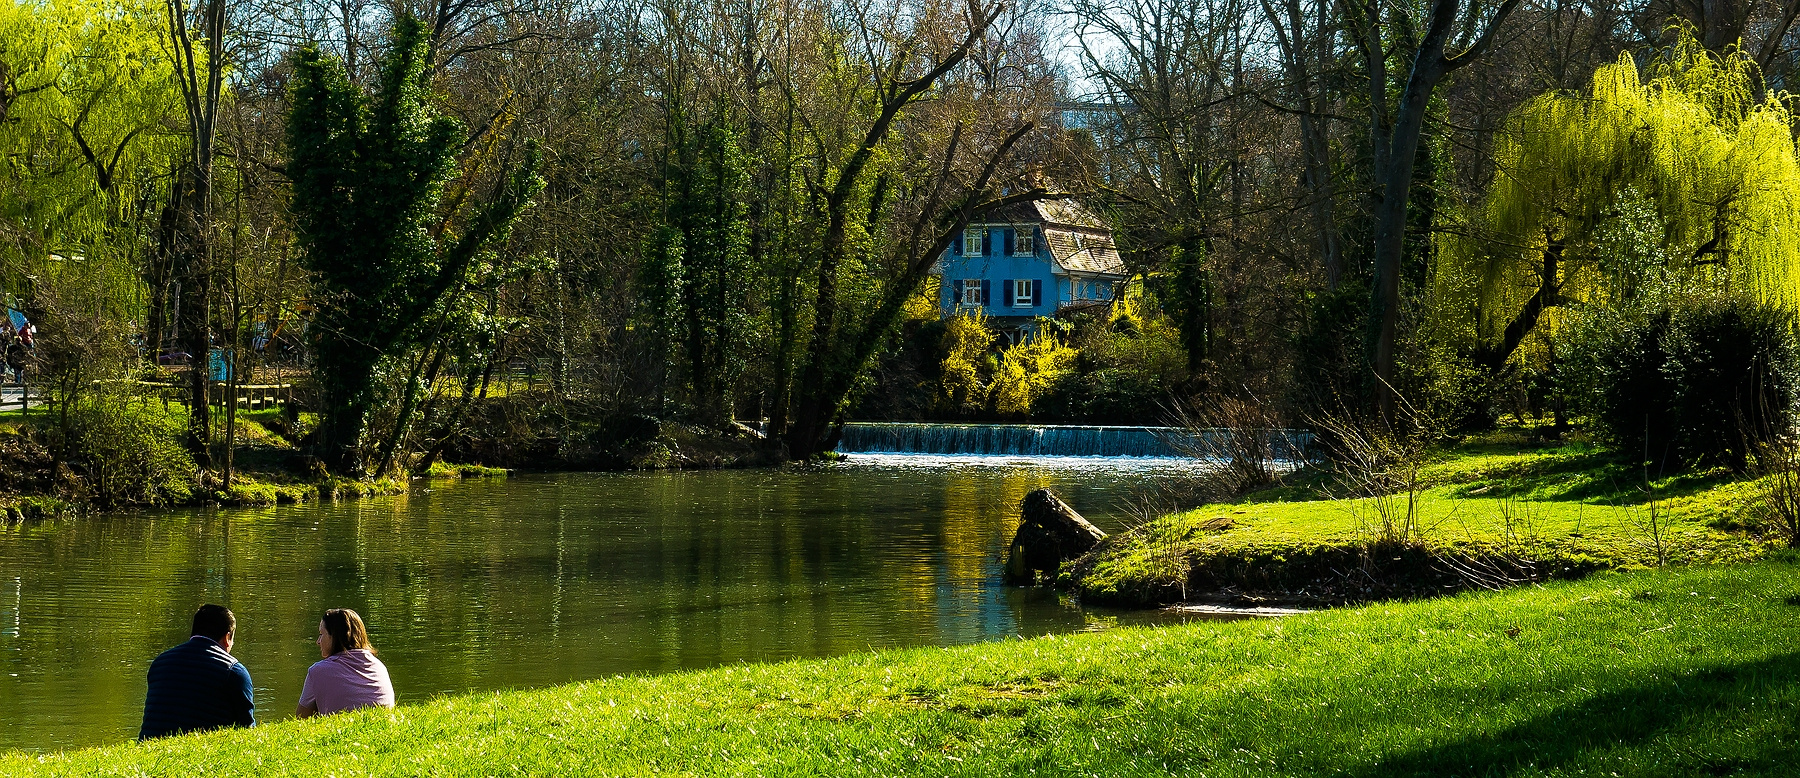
1041, 367, 1164, 423
1561, 295, 1798, 472
1036, 297, 1187, 423
59, 398, 196, 506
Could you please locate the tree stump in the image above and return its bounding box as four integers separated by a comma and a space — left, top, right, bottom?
1004, 488, 1107, 585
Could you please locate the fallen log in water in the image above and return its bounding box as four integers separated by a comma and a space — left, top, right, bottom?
1004, 488, 1106, 585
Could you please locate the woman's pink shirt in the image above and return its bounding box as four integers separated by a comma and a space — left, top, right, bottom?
299, 649, 395, 715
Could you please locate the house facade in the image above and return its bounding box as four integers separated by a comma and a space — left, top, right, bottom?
935, 199, 1127, 331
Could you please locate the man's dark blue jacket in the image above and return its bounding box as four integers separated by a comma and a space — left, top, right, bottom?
138, 636, 255, 740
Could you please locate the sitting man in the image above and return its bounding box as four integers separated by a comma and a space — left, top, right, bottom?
139, 604, 256, 740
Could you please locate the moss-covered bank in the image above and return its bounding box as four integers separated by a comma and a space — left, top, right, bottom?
6, 561, 1798, 775
0, 406, 495, 516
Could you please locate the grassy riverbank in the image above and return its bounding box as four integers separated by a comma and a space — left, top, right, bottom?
6, 560, 1797, 775
1074, 431, 1780, 605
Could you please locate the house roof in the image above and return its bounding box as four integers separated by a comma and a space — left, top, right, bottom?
978, 198, 1111, 234
1033, 199, 1110, 233
972, 197, 1126, 277
1044, 229, 1126, 277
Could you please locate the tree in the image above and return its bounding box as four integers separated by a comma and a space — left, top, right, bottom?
1442, 31, 1800, 369
658, 114, 753, 426
1259, 0, 1342, 287
164, 0, 228, 467
779, 0, 1053, 458
1354, 0, 1520, 412
287, 14, 543, 475
0, 0, 180, 319
1067, 0, 1245, 370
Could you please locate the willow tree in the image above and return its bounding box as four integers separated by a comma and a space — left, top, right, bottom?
1442, 31, 1800, 370
0, 0, 182, 435
0, 0, 180, 300
287, 15, 543, 475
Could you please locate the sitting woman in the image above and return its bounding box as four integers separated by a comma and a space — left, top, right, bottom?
297, 608, 395, 718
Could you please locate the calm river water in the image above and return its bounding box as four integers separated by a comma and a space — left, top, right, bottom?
0, 456, 1197, 751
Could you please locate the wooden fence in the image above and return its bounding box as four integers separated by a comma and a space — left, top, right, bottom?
0, 385, 33, 411
0, 382, 292, 412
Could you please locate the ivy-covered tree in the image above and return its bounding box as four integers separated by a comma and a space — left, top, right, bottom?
287, 15, 543, 475
655, 114, 752, 427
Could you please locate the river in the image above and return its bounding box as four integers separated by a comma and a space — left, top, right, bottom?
0, 455, 1201, 750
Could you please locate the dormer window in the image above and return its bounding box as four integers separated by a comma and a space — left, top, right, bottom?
1013, 228, 1036, 256
963, 228, 985, 256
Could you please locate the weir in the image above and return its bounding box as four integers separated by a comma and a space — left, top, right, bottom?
836, 422, 1307, 458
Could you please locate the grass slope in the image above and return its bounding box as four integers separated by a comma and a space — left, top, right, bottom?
8, 561, 1799, 776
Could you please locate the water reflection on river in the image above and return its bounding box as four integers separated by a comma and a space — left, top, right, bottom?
0, 457, 1200, 750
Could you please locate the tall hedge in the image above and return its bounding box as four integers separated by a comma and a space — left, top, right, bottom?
1561, 295, 1798, 472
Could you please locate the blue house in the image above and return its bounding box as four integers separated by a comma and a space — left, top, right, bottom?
935, 199, 1127, 332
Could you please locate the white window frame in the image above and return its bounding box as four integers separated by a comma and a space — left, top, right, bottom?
1012, 227, 1036, 256
960, 279, 984, 306
1013, 279, 1035, 307
963, 228, 985, 256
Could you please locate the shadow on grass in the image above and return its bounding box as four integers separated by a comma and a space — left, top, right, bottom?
1439, 450, 1742, 507
1352, 652, 1800, 777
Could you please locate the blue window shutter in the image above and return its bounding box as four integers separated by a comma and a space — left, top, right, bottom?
1001, 279, 1014, 307
981, 229, 990, 255
981, 279, 990, 304
1003, 229, 1016, 256
1031, 280, 1042, 307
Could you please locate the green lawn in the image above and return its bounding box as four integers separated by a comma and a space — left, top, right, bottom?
7, 561, 1798, 776
1074, 436, 1778, 604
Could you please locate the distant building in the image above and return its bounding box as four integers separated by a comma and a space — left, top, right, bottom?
934, 198, 1127, 332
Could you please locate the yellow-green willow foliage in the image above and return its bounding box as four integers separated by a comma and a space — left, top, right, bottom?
0, 0, 183, 275
1443, 31, 1800, 353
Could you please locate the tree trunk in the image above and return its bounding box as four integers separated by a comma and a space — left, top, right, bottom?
1172, 235, 1212, 370
1004, 489, 1107, 585
314, 347, 380, 475
177, 170, 213, 470
1475, 234, 1561, 372
1368, 0, 1519, 412
376, 340, 446, 476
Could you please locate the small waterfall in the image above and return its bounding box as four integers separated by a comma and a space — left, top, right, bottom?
837, 422, 1308, 458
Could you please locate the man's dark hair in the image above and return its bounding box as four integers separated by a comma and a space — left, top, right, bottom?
191, 604, 235, 640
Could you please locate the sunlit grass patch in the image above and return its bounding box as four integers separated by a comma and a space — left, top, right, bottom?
1075, 437, 1776, 605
